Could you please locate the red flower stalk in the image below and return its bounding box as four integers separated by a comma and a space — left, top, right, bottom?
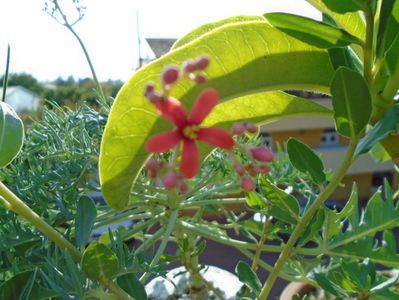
146, 88, 234, 178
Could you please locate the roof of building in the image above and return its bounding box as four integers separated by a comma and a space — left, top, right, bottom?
146, 38, 177, 58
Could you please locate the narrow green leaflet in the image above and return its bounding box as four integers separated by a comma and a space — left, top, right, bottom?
287, 138, 326, 184
331, 67, 371, 138
0, 102, 24, 167
355, 104, 399, 156
313, 272, 349, 298
75, 196, 97, 248
259, 176, 300, 224
264, 13, 363, 49
235, 261, 261, 294
81, 241, 119, 280
245, 191, 266, 209
100, 20, 334, 210
321, 0, 366, 13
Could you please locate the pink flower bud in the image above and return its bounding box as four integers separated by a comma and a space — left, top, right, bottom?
234, 164, 245, 176
245, 164, 258, 176
257, 165, 271, 174
145, 159, 159, 172
144, 82, 155, 97
179, 181, 189, 193
246, 123, 258, 134
250, 147, 274, 162
241, 176, 255, 192
161, 66, 179, 85
194, 74, 207, 84
232, 122, 246, 135
195, 56, 209, 70
149, 169, 157, 179
183, 59, 197, 73
163, 171, 178, 189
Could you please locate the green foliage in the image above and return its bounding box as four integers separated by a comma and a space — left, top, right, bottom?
75, 195, 97, 248
235, 261, 261, 294
287, 138, 326, 184
258, 176, 300, 224
117, 273, 147, 300
312, 259, 399, 299
331, 67, 371, 138
81, 241, 119, 280
264, 13, 362, 48
321, 0, 367, 13
355, 103, 399, 156
0, 102, 24, 167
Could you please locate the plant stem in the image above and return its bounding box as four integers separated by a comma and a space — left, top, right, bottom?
251, 216, 271, 272
51, 0, 108, 110
363, 10, 374, 86
0, 182, 81, 262
1, 44, 10, 102
140, 209, 179, 284
258, 140, 357, 300
177, 220, 320, 256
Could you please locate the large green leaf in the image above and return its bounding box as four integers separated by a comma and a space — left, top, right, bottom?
0, 102, 24, 167
173, 15, 266, 49
81, 241, 119, 280
376, 0, 399, 56
321, 0, 366, 13
331, 67, 371, 138
287, 138, 326, 184
100, 20, 334, 210
264, 13, 363, 48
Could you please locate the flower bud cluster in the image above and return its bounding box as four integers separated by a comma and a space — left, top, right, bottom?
229, 122, 274, 192
143, 57, 274, 194
145, 159, 189, 193
144, 56, 210, 105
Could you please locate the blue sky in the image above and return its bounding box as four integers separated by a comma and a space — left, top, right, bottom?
0, 0, 319, 81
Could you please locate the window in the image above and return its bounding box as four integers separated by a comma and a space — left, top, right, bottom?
259, 132, 273, 147
321, 128, 339, 147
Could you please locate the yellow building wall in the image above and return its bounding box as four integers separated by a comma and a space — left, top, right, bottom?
271, 129, 323, 149
331, 173, 373, 202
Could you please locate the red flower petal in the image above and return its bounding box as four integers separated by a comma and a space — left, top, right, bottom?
181, 139, 199, 178
198, 127, 234, 149
146, 130, 181, 153
188, 88, 219, 124
155, 97, 188, 128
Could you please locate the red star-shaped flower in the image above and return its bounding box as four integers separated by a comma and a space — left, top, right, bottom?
146, 88, 234, 178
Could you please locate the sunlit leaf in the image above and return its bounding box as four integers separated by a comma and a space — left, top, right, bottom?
100, 20, 334, 210
264, 13, 362, 48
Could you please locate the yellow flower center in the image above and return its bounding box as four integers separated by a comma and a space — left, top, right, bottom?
183, 125, 200, 140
